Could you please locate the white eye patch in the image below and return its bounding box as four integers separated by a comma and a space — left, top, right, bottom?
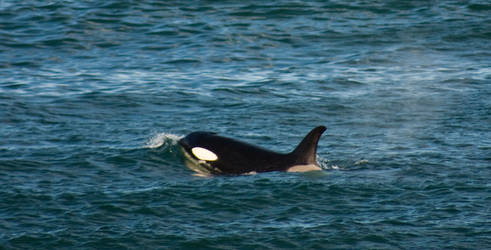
191, 147, 218, 161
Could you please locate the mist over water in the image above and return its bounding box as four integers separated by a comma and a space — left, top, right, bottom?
1, 0, 490, 249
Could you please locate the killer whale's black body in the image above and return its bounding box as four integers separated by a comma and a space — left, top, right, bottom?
178, 126, 326, 175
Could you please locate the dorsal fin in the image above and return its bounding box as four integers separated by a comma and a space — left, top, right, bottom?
290, 126, 326, 164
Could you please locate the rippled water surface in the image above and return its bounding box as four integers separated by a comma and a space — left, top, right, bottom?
1, 1, 490, 249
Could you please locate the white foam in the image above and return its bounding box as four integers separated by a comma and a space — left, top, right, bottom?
145, 133, 182, 149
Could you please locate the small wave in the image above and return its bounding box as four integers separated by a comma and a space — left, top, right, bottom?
145, 133, 182, 149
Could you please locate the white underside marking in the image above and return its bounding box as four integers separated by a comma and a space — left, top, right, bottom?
191, 147, 218, 161
182, 148, 220, 176
286, 164, 322, 172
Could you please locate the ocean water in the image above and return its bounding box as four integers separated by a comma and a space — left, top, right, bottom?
1, 0, 490, 249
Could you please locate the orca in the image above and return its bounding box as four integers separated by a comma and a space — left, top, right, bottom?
178, 126, 326, 175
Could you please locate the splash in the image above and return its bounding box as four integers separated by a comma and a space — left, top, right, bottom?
145, 133, 182, 149
318, 156, 335, 170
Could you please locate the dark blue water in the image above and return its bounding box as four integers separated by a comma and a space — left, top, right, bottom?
1, 1, 490, 249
